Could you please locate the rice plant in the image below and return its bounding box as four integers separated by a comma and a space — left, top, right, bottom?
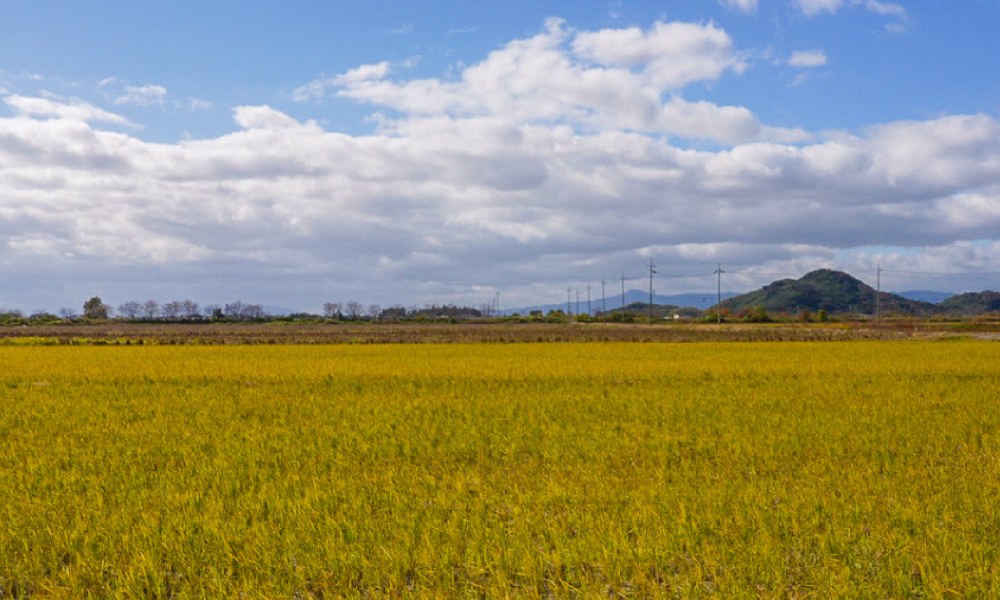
1, 342, 998, 598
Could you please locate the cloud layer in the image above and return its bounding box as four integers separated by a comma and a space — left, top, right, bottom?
1, 18, 999, 310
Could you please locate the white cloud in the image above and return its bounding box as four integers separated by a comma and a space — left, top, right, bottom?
232, 105, 316, 130
0, 19, 996, 311
385, 23, 415, 35
98, 78, 210, 112
2, 95, 999, 309
187, 98, 213, 111
720, 0, 759, 13
293, 62, 390, 102
571, 21, 746, 88
4, 94, 136, 127
794, 0, 846, 16
794, 0, 909, 27
114, 84, 168, 106
310, 19, 773, 145
864, 0, 906, 17
788, 50, 828, 68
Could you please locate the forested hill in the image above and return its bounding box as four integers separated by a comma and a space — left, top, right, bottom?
935, 291, 1000, 316
718, 269, 937, 316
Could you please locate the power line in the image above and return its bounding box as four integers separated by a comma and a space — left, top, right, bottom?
877, 269, 1000, 275
715, 263, 724, 325
648, 258, 656, 324
725, 270, 806, 276
875, 263, 882, 328
547, 262, 999, 318
620, 271, 627, 311
601, 278, 607, 314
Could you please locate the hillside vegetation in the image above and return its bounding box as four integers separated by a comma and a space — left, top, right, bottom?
720, 269, 998, 316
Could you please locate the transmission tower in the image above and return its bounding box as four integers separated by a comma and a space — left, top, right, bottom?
601, 279, 607, 315
875, 263, 882, 328
620, 271, 627, 312
648, 258, 656, 324
715, 263, 724, 325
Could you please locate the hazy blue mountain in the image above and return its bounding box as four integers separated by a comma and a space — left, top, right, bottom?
896, 290, 954, 304
507, 289, 737, 316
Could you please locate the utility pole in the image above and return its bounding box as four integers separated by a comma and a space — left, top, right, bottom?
601, 279, 607, 315
648, 258, 656, 324
495, 291, 500, 318
875, 263, 882, 328
586, 284, 592, 316
715, 263, 724, 325
620, 272, 626, 313
575, 289, 580, 316
567, 287, 572, 315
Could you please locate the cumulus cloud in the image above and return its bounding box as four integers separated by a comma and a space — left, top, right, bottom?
3, 93, 1000, 308
4, 94, 135, 126
293, 62, 392, 102
0, 18, 997, 311
302, 19, 780, 145
571, 21, 746, 88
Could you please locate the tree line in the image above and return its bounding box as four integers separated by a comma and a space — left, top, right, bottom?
0, 297, 490, 323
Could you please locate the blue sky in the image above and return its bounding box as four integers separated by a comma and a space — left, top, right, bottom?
2, 1, 1000, 313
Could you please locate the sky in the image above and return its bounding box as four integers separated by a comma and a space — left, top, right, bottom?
2, 0, 1000, 314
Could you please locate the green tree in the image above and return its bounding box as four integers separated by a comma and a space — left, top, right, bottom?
83, 297, 110, 319
744, 305, 772, 323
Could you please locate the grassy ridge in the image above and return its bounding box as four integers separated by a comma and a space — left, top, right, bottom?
2, 343, 999, 598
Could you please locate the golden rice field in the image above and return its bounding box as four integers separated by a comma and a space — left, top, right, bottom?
2, 341, 999, 598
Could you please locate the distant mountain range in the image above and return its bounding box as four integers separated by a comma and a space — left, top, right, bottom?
718, 269, 1000, 316
895, 290, 955, 304
507, 270, 999, 317
507, 289, 739, 315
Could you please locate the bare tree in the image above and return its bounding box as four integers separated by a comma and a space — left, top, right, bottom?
182, 300, 200, 318
203, 304, 222, 319
162, 301, 184, 319
367, 304, 382, 320
141, 300, 160, 319
345, 301, 363, 320
117, 300, 142, 319
59, 307, 78, 319
323, 302, 341, 319
224, 300, 246, 320
240, 304, 265, 319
